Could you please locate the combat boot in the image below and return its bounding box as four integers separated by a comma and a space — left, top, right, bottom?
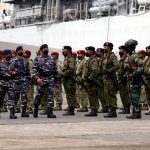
53, 103, 62, 111
33, 106, 39, 118
118, 107, 130, 114
77, 107, 88, 112
85, 110, 97, 117
145, 111, 150, 115
63, 107, 75, 116
63, 107, 69, 111
126, 114, 141, 119
98, 106, 109, 113
10, 108, 17, 119
21, 107, 29, 117
47, 108, 56, 118
104, 108, 117, 118
15, 107, 21, 113
142, 104, 149, 110
75, 103, 80, 108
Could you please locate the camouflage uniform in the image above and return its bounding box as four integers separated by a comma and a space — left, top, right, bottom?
143, 56, 150, 115
62, 54, 76, 114
118, 55, 131, 114
83, 55, 99, 115
32, 54, 58, 118
76, 58, 88, 111
102, 51, 119, 117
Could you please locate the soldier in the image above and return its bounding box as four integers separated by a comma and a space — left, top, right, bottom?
118, 45, 131, 114
83, 46, 99, 116
76, 50, 88, 112
144, 46, 150, 115
103, 42, 120, 118
32, 44, 58, 118
124, 39, 143, 119
96, 48, 109, 113
61, 46, 76, 116
51, 51, 63, 111
0, 49, 17, 119
12, 50, 17, 58
12, 46, 30, 117
24, 49, 34, 114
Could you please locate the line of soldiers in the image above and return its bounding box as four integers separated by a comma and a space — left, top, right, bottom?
0, 39, 149, 119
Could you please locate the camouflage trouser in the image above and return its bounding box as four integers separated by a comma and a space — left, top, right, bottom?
27, 84, 34, 109
119, 82, 131, 108
76, 85, 88, 108
99, 86, 107, 108
128, 83, 141, 116
40, 88, 48, 110
34, 78, 54, 108
14, 77, 29, 108
0, 80, 16, 109
63, 79, 76, 108
145, 83, 150, 106
140, 85, 148, 105
85, 83, 99, 111
104, 79, 117, 109
54, 85, 63, 105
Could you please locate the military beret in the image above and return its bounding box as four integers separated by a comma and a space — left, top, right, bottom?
25, 50, 31, 54
146, 46, 150, 49
103, 42, 113, 48
40, 44, 48, 50
138, 50, 145, 54
119, 45, 126, 50
63, 46, 72, 51
85, 46, 95, 51
16, 46, 23, 52
125, 39, 138, 46
0, 50, 3, 54
72, 51, 77, 56
3, 49, 11, 55
11, 50, 16, 54
97, 48, 105, 53
77, 50, 85, 54
51, 52, 59, 55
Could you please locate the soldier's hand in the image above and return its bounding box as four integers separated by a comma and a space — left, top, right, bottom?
37, 78, 43, 84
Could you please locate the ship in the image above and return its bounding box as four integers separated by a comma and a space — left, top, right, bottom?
0, 0, 150, 56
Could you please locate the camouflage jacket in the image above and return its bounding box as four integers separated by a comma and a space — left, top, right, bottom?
143, 56, 150, 83
76, 58, 86, 78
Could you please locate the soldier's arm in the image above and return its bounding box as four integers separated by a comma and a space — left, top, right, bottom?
32, 57, 40, 81
62, 58, 76, 77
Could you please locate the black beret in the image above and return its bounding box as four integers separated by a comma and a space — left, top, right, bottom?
97, 48, 105, 53
119, 45, 126, 50
85, 46, 95, 51
3, 49, 11, 55
103, 42, 113, 48
16, 46, 23, 52
146, 46, 150, 49
40, 44, 48, 50
63, 46, 72, 51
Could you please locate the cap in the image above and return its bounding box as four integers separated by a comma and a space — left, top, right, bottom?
119, 45, 126, 50
125, 39, 138, 46
103, 42, 113, 49
40, 44, 48, 51
16, 46, 23, 52
146, 46, 150, 49
25, 50, 31, 55
85, 46, 95, 51
97, 48, 105, 53
3, 49, 11, 55
77, 50, 85, 54
63, 46, 72, 51
72, 51, 77, 57
138, 50, 145, 54
51, 52, 59, 55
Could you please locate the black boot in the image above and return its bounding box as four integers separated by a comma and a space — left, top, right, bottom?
10, 108, 17, 119
21, 107, 29, 117
98, 106, 109, 113
126, 114, 141, 119
145, 111, 150, 115
118, 107, 130, 114
63, 107, 75, 116
104, 108, 117, 118
47, 108, 56, 118
33, 106, 39, 118
85, 110, 97, 117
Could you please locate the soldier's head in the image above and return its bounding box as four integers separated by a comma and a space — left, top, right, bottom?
96, 48, 105, 58
85, 46, 95, 57
119, 45, 127, 58
146, 46, 150, 56
51, 52, 59, 60
138, 50, 145, 59
24, 50, 31, 59
40, 44, 49, 56
3, 49, 12, 61
103, 42, 113, 52
11, 50, 17, 58
16, 46, 24, 57
125, 39, 138, 55
77, 50, 85, 60
72, 51, 77, 59
62, 46, 72, 57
